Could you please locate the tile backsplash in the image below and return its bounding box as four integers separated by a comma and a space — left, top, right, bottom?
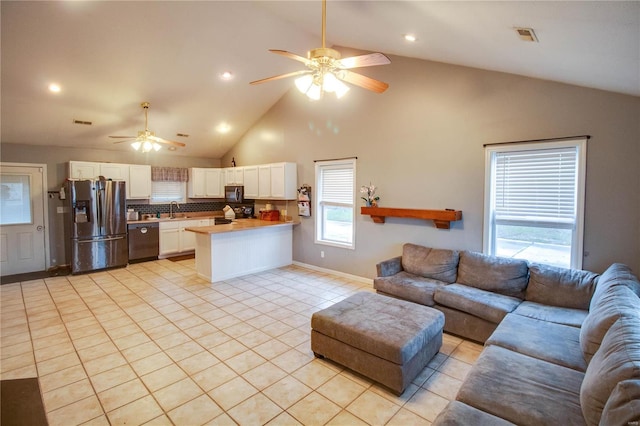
127, 201, 227, 216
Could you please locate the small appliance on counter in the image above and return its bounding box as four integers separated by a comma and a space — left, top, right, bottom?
127, 209, 139, 221
223, 205, 236, 220
259, 210, 280, 221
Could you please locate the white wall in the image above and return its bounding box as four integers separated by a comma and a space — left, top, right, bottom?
223, 52, 640, 276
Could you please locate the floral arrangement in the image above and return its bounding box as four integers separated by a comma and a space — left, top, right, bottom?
360, 182, 380, 207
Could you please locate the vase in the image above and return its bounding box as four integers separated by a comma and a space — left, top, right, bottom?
371, 200, 378, 207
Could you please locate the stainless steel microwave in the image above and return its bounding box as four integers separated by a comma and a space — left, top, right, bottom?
225, 185, 244, 203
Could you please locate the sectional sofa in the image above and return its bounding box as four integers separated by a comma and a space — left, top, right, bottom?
374, 244, 640, 425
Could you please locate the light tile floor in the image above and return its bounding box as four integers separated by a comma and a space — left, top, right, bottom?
0, 259, 483, 425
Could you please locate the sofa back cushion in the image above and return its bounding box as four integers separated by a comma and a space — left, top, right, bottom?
401, 244, 459, 284
580, 285, 640, 363
456, 251, 529, 299
590, 263, 640, 310
580, 314, 640, 426
525, 263, 599, 310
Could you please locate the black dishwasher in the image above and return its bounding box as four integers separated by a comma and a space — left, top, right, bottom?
127, 222, 159, 263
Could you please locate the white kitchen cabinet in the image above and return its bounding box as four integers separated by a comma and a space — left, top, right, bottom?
99, 163, 129, 181
69, 161, 100, 179
258, 165, 272, 198
160, 218, 211, 257
256, 162, 297, 200
181, 219, 209, 252
224, 167, 244, 185
159, 221, 181, 256
128, 164, 152, 199
243, 166, 259, 198
270, 162, 297, 199
188, 168, 223, 198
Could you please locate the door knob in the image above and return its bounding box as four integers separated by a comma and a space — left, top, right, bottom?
37, 225, 44, 231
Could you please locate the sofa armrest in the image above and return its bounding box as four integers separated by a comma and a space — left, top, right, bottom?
376, 256, 403, 277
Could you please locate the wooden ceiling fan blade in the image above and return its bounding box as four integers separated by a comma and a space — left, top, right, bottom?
112, 139, 136, 144
339, 70, 389, 93
250, 70, 311, 86
109, 135, 137, 139
269, 50, 312, 66
337, 52, 391, 69
148, 135, 186, 148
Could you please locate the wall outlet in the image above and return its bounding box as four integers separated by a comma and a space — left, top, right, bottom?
57, 207, 65, 214
320, 251, 325, 258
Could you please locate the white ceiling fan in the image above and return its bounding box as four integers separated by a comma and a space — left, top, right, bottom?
109, 102, 186, 152
250, 0, 391, 100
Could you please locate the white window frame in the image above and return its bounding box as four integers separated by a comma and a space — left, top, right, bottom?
150, 181, 187, 204
315, 158, 356, 249
483, 138, 587, 269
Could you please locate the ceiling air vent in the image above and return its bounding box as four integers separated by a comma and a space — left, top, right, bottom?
176, 133, 189, 138
73, 119, 93, 125
515, 27, 538, 42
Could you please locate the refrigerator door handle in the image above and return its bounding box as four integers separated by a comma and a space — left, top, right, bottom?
97, 186, 103, 235
77, 236, 126, 243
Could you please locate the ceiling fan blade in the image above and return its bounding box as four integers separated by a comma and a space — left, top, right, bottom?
112, 139, 136, 144
339, 70, 389, 93
109, 135, 137, 139
269, 49, 312, 66
337, 52, 391, 69
148, 135, 186, 148
250, 70, 311, 86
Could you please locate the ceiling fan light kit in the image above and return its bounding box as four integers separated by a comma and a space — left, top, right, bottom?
250, 0, 390, 100
109, 102, 186, 153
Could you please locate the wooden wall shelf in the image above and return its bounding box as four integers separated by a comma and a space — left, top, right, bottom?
361, 207, 462, 229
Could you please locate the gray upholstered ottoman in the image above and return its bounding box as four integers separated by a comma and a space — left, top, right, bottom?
311, 291, 444, 394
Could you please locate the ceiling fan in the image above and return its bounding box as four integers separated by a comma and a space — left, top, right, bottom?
250, 0, 391, 100
109, 102, 186, 152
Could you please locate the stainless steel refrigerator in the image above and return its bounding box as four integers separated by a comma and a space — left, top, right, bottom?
65, 179, 128, 274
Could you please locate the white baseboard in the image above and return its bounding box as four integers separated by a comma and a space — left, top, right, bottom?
292, 261, 373, 286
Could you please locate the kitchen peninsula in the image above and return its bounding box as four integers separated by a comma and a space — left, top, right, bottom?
185, 219, 298, 282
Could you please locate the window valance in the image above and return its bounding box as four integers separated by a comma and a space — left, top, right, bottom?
151, 167, 189, 182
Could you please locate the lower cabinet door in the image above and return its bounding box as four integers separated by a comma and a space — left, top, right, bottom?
159, 229, 180, 256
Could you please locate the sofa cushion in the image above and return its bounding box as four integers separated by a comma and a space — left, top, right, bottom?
457, 251, 529, 299
374, 271, 445, 306
590, 263, 640, 310
433, 401, 516, 426
486, 313, 587, 371
401, 244, 459, 283
457, 345, 585, 426
525, 263, 598, 310
600, 379, 640, 426
513, 301, 587, 328
580, 314, 640, 426
580, 285, 640, 363
434, 284, 521, 324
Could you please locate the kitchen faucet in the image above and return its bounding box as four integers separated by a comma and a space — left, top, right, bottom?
170, 201, 180, 219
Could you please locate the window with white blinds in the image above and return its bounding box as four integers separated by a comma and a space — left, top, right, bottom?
315, 159, 356, 248
484, 138, 587, 269
150, 181, 186, 204
494, 147, 577, 226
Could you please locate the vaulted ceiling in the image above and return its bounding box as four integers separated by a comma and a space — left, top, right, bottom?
2, 1, 638, 158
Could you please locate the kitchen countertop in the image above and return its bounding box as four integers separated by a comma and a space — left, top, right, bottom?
185, 218, 299, 234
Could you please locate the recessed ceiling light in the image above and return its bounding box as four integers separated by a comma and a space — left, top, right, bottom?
48, 83, 61, 93
403, 34, 417, 42
216, 123, 231, 133
219, 71, 234, 80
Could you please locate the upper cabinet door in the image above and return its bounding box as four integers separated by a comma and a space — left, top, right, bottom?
269, 162, 297, 200
204, 169, 223, 197
188, 168, 206, 197
243, 166, 259, 198
128, 165, 151, 199
69, 161, 100, 180
258, 165, 271, 198
224, 167, 244, 185
99, 163, 129, 181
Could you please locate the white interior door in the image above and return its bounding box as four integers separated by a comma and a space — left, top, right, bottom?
0, 164, 47, 276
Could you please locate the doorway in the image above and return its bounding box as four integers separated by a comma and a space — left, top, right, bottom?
0, 163, 49, 276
